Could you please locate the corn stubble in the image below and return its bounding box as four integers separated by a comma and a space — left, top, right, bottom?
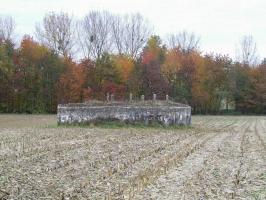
0, 115, 265, 199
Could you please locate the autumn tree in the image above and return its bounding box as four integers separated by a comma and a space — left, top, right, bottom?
12, 36, 44, 112
141, 35, 169, 99
162, 45, 200, 104
195, 55, 227, 113
113, 55, 134, 83
11, 36, 66, 113
57, 58, 89, 104
162, 32, 201, 104
35, 12, 76, 57
162, 48, 183, 99
111, 54, 136, 99
84, 53, 124, 100
247, 63, 266, 113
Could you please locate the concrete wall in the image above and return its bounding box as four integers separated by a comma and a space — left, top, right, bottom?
57, 104, 191, 126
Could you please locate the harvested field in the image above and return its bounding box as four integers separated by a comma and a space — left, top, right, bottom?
0, 115, 265, 199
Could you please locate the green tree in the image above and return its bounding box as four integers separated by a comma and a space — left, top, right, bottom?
0, 40, 15, 112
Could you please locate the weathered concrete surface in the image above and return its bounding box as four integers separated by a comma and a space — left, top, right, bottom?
57, 101, 191, 126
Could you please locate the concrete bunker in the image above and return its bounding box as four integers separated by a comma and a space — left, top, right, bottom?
57, 100, 191, 126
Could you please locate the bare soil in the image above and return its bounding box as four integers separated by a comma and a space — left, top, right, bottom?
0, 115, 265, 199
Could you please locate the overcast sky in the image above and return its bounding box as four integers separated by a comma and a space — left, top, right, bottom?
1, 0, 266, 60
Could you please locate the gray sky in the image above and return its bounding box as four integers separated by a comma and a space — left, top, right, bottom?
1, 0, 266, 59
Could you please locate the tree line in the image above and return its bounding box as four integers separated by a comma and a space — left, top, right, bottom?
0, 12, 265, 114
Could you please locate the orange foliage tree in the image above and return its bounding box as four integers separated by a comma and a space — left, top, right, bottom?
113, 55, 134, 83
57, 59, 90, 104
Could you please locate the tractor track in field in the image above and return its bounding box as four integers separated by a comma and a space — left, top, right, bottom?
230, 122, 250, 199
135, 119, 266, 200
133, 121, 239, 200
255, 119, 266, 152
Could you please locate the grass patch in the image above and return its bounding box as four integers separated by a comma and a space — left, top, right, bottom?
52, 120, 192, 130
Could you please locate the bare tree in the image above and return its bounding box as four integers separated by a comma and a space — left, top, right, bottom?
35, 12, 75, 57
110, 14, 124, 55
78, 11, 151, 60
112, 13, 152, 59
237, 35, 258, 66
78, 11, 113, 60
0, 16, 15, 42
167, 30, 200, 53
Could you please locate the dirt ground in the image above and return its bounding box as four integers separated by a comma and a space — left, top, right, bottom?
0, 115, 265, 199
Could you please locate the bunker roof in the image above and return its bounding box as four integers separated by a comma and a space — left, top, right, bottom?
59, 100, 190, 108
